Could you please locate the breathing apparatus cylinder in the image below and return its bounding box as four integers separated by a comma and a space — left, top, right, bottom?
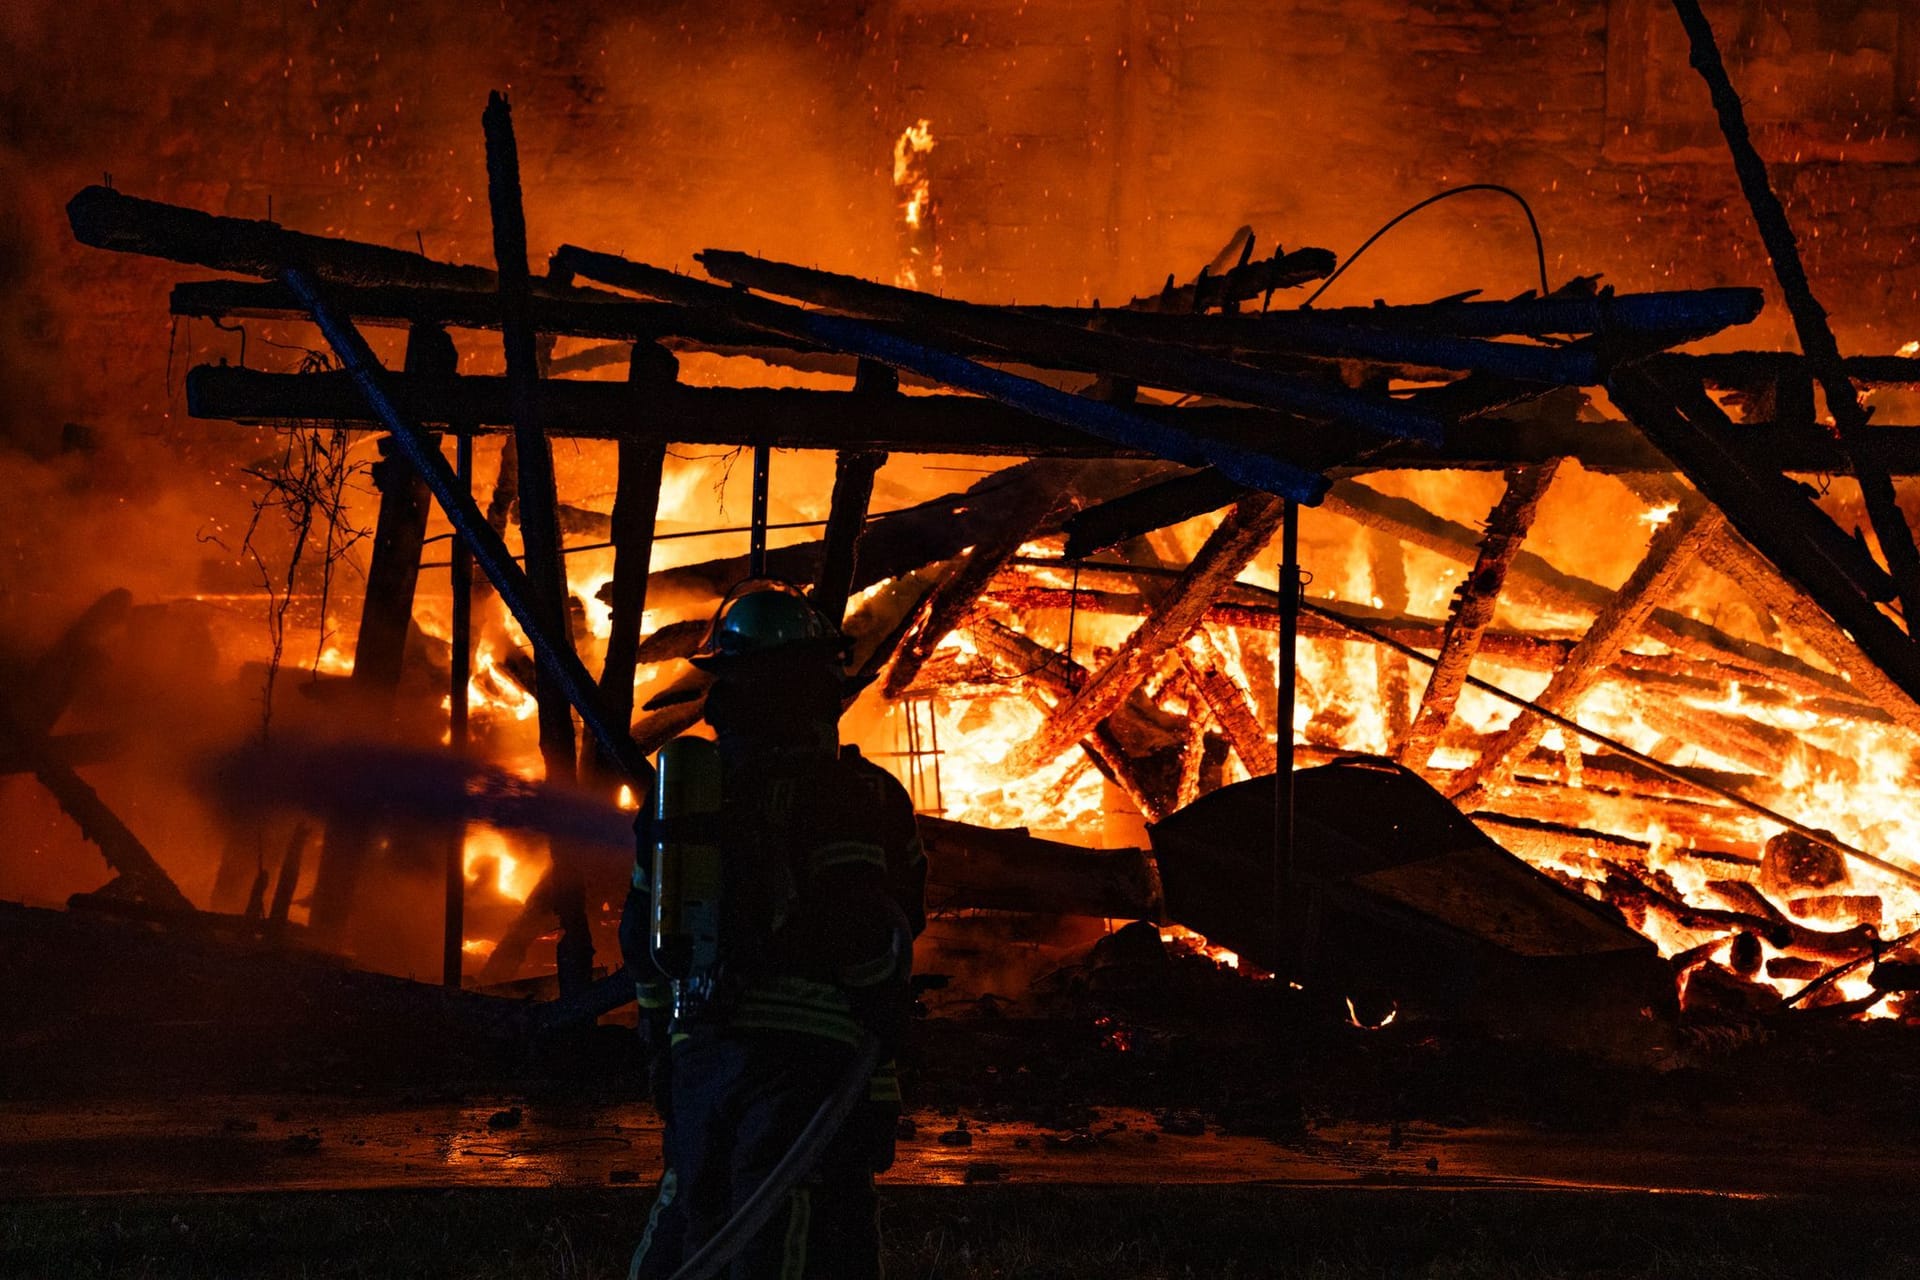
652, 736, 725, 1018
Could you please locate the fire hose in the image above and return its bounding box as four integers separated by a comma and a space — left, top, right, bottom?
638, 1032, 884, 1280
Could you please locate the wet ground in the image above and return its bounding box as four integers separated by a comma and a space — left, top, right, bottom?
6, 1093, 1914, 1200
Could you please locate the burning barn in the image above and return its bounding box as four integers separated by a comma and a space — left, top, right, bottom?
9, 0, 1920, 1164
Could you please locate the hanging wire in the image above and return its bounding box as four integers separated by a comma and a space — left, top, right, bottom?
1302, 182, 1550, 308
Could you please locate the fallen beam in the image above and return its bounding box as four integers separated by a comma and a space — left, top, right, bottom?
697, 248, 1444, 444
184, 366, 1920, 476
1018, 287, 1765, 343
558, 247, 1332, 503
1608, 363, 1920, 710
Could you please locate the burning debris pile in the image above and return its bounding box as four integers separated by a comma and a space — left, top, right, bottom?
39, 15, 1920, 1036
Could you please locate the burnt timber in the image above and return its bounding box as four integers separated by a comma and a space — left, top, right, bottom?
184, 367, 1920, 475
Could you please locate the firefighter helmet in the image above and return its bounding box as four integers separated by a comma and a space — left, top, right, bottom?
689, 579, 850, 670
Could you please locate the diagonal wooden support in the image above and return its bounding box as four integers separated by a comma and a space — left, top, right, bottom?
1608, 363, 1920, 710
1178, 625, 1276, 777
1670, 0, 1920, 629
883, 460, 1085, 699
1698, 529, 1920, 738
998, 495, 1284, 777
970, 618, 1171, 822
1447, 497, 1725, 804
1321, 475, 1852, 702
1398, 460, 1561, 772
4, 591, 194, 913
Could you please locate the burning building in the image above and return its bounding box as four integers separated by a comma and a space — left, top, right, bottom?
7, 0, 1920, 1039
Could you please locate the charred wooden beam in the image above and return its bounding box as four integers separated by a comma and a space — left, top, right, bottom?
696, 249, 1442, 446
882, 460, 1085, 699
1671, 0, 1920, 626
1698, 528, 1920, 737
1063, 469, 1246, 559
1321, 477, 1856, 702
307, 330, 443, 943
813, 362, 894, 623
24, 740, 194, 912
1369, 529, 1414, 752
1000, 496, 1283, 776
1019, 287, 1765, 343
183, 365, 1920, 476
485, 93, 590, 996
557, 248, 1333, 503
970, 617, 1172, 822
591, 344, 674, 782
1177, 625, 1276, 776
1399, 461, 1561, 771
917, 816, 1162, 918
1608, 363, 1920, 710
1447, 499, 1724, 802
650, 458, 1167, 606
170, 277, 779, 347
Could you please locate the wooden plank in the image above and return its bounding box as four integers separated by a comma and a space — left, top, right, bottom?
1398, 461, 1561, 772
484, 92, 588, 996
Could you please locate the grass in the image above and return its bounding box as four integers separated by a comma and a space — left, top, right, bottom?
5, 1185, 1919, 1279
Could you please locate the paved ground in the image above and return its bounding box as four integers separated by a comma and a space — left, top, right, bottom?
7, 1093, 1911, 1200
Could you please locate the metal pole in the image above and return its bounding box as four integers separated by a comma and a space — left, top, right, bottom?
1274, 499, 1300, 981
443, 434, 472, 989
749, 442, 771, 578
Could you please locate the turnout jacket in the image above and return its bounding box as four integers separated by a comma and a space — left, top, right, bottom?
625, 742, 926, 1048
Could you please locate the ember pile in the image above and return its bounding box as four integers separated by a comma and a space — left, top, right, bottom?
42, 32, 1920, 1029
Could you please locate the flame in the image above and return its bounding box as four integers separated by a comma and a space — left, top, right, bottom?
892, 119, 940, 290
461, 825, 542, 903
1899, 340, 1919, 358
1160, 924, 1247, 972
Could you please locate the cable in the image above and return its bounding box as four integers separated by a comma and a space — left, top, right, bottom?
1302, 183, 1550, 308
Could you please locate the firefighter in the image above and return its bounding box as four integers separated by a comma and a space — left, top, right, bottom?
623, 580, 926, 1280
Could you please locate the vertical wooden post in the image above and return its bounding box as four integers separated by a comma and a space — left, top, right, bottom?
1273, 500, 1300, 982
484, 92, 591, 995
591, 342, 674, 784
308, 321, 445, 946
444, 432, 473, 988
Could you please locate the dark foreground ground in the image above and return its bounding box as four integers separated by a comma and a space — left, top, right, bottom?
10, 903, 1920, 1276
9, 1184, 1920, 1279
